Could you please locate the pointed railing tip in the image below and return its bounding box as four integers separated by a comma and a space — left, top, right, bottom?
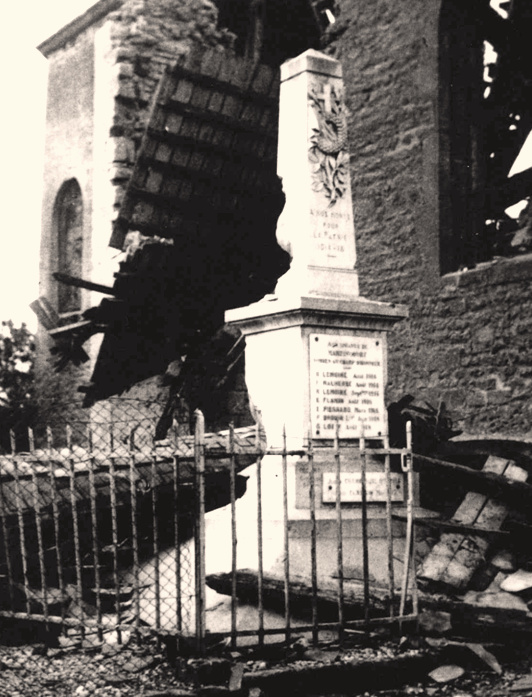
27, 427, 35, 454
306, 426, 314, 454
9, 430, 16, 455
194, 409, 205, 441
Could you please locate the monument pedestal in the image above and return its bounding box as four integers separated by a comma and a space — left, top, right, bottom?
225, 294, 409, 586
226, 293, 406, 448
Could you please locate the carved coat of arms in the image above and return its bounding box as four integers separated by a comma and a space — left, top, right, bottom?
308, 83, 349, 206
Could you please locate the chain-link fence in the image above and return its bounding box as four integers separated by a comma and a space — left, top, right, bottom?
0, 398, 202, 696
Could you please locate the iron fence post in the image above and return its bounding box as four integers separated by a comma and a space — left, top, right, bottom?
194, 409, 206, 654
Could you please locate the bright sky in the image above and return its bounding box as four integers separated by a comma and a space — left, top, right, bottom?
0, 1, 530, 332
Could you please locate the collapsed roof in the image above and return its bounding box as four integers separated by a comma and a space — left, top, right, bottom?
52, 46, 289, 409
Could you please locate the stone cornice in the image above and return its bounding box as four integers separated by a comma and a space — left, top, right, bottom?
226, 294, 409, 336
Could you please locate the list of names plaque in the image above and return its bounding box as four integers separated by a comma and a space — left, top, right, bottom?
310, 334, 386, 438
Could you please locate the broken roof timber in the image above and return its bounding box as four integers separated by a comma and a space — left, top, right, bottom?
110, 46, 280, 250
78, 46, 287, 405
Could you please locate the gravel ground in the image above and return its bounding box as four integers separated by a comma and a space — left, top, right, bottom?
1, 635, 532, 697
0, 640, 181, 697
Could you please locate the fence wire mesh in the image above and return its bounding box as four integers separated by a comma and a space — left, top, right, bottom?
0, 399, 196, 696
0, 400, 418, 696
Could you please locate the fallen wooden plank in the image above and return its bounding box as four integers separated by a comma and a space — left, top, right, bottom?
420, 594, 532, 638
413, 454, 532, 507
391, 513, 510, 540
206, 569, 396, 618
208, 569, 532, 640
52, 272, 115, 295
419, 457, 527, 591
241, 653, 442, 695
419, 457, 510, 587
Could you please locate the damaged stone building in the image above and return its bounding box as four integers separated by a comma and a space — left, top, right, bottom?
35, 0, 532, 441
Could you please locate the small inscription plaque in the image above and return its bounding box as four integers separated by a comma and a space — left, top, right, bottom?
310, 333, 386, 438
309, 207, 356, 269
322, 472, 404, 503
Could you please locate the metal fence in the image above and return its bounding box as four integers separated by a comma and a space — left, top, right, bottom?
0, 410, 197, 648
0, 404, 418, 693
195, 414, 418, 652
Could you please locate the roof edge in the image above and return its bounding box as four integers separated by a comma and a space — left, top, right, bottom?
38, 0, 124, 57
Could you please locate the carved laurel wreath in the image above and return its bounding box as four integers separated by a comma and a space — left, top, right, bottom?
308, 84, 349, 206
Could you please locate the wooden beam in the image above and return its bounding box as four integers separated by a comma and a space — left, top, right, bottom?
48, 320, 94, 338
52, 272, 115, 295
207, 569, 532, 640
391, 513, 510, 540
241, 654, 440, 695
413, 454, 532, 508
29, 297, 60, 330
206, 569, 395, 617
420, 594, 532, 637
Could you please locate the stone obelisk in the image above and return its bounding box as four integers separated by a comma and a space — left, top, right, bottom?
274, 50, 358, 299
226, 50, 407, 449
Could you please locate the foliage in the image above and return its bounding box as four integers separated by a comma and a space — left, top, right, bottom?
0, 321, 36, 452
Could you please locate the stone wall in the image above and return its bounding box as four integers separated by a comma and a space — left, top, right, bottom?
101, 0, 235, 226
96, 0, 252, 434
323, 0, 532, 439
36, 21, 98, 428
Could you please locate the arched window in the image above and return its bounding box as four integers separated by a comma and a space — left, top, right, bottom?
439, 0, 532, 273
54, 179, 83, 313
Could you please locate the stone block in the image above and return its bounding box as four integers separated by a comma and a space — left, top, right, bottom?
465, 389, 487, 408
113, 184, 126, 207
115, 47, 137, 62
440, 389, 467, 412
110, 24, 131, 41
108, 165, 132, 182
137, 82, 158, 103
114, 61, 134, 79
108, 136, 136, 164
231, 368, 248, 392
116, 81, 137, 100
112, 103, 136, 132
487, 390, 513, 406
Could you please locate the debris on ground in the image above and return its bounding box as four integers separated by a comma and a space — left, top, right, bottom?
3, 633, 532, 697
428, 664, 465, 683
